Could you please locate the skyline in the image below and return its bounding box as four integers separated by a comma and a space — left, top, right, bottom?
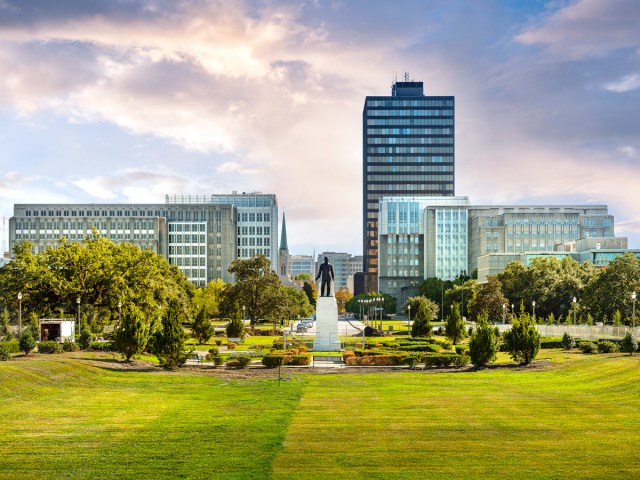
1, 0, 639, 256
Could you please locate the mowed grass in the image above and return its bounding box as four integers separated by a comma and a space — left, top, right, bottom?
271, 352, 640, 480
0, 353, 302, 480
2, 351, 640, 479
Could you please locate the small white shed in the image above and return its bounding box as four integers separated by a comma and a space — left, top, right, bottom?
39, 319, 76, 342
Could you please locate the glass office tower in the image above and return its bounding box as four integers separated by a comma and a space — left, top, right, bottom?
362, 79, 454, 289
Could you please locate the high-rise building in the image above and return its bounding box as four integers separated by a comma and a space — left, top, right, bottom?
363, 77, 455, 290
289, 255, 315, 279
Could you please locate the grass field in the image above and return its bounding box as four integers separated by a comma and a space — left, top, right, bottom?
1, 351, 640, 479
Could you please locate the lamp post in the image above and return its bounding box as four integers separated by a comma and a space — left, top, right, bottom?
502, 303, 506, 324
511, 303, 514, 316
17, 292, 22, 339
76, 297, 81, 339
118, 301, 122, 320
532, 300, 536, 322
242, 305, 246, 326
572, 297, 577, 325
632, 291, 637, 329
408, 304, 411, 336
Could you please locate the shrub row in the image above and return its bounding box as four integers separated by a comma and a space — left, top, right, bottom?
226, 356, 252, 369
577, 340, 620, 354
423, 354, 470, 368
90, 341, 117, 352
392, 343, 440, 353
0, 340, 19, 354
38, 341, 63, 354
261, 354, 312, 368
0, 344, 11, 361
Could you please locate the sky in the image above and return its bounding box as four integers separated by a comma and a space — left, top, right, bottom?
0, 0, 639, 256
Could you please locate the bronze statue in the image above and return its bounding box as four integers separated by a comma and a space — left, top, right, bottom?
316, 256, 335, 297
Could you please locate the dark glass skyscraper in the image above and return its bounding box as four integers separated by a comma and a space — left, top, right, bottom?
362, 80, 454, 287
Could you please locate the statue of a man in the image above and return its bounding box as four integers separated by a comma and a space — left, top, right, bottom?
316, 256, 335, 297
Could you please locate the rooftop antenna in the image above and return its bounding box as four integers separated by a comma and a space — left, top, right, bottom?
404, 71, 411, 82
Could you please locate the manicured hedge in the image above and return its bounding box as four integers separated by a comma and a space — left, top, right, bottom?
540, 336, 564, 349
62, 341, 80, 352
226, 356, 251, 368
38, 341, 63, 354
394, 343, 440, 353
285, 354, 311, 366
0, 340, 19, 354
90, 341, 117, 352
262, 355, 285, 368
423, 354, 470, 368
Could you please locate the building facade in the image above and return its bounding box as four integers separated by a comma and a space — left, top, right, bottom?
363, 78, 455, 290
289, 255, 315, 279
377, 196, 618, 301
9, 192, 279, 287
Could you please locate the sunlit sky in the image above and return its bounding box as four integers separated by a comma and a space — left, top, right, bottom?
1, 0, 639, 256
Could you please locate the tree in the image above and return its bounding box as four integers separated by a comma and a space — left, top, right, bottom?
503, 314, 540, 364
0, 235, 195, 330
19, 330, 36, 355
418, 277, 450, 314
0, 308, 11, 340
191, 307, 214, 344
151, 299, 190, 369
335, 288, 353, 315
583, 253, 640, 323
445, 302, 466, 345
226, 305, 245, 339
467, 276, 509, 323
193, 279, 225, 318
278, 286, 314, 323
114, 306, 150, 362
444, 280, 476, 318
613, 309, 622, 327
405, 296, 438, 338
302, 281, 317, 307
621, 332, 637, 355
220, 255, 283, 326
469, 312, 498, 367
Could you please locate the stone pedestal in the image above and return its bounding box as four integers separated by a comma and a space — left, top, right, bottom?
313, 295, 341, 351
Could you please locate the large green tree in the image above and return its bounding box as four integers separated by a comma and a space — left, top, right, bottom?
582, 253, 640, 323
0, 235, 195, 330
219, 255, 283, 326
418, 277, 451, 317
193, 279, 225, 318
405, 296, 438, 338
467, 276, 509, 323
444, 280, 476, 318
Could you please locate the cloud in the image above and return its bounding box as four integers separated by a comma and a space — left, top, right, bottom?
604, 73, 640, 93
515, 0, 640, 58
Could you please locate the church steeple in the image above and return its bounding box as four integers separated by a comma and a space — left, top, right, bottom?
278, 212, 290, 278
279, 212, 289, 252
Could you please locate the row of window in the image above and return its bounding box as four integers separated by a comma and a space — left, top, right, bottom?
169, 246, 207, 255
238, 248, 271, 258
367, 128, 453, 135
15, 231, 156, 241
367, 118, 455, 126
169, 223, 206, 232
369, 165, 453, 173
239, 237, 270, 247
367, 146, 454, 154
385, 269, 421, 277
15, 221, 155, 230
368, 183, 454, 192
367, 109, 453, 117
366, 99, 453, 107
367, 155, 453, 164
168, 234, 206, 244
367, 137, 453, 145
170, 257, 207, 267
237, 212, 271, 222
238, 226, 271, 236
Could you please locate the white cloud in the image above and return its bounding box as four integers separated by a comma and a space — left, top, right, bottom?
604, 73, 640, 93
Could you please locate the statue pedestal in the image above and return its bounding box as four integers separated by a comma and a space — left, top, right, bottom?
313, 296, 341, 351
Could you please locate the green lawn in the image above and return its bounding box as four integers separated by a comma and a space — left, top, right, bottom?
1, 351, 640, 479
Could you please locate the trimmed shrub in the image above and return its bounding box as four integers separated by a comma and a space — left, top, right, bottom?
469, 313, 498, 367
62, 341, 80, 352
455, 345, 470, 356
578, 341, 598, 354
38, 341, 63, 354
262, 355, 285, 368
396, 343, 440, 353
0, 340, 19, 354
208, 347, 219, 356
423, 354, 470, 368
79, 327, 93, 350
621, 332, 638, 355
540, 336, 564, 349
272, 341, 284, 350
212, 356, 224, 367
0, 344, 10, 361
227, 342, 237, 350
215, 339, 223, 346
227, 351, 264, 359
437, 339, 453, 350
284, 355, 311, 366
227, 356, 251, 369
597, 340, 619, 353
19, 332, 37, 355
503, 317, 540, 364
561, 333, 576, 350
90, 341, 116, 352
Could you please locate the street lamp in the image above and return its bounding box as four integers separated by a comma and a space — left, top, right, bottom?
532, 300, 536, 322
511, 303, 514, 316
17, 292, 22, 339
407, 304, 411, 336
118, 301, 122, 320
632, 291, 637, 329
242, 305, 246, 325
76, 297, 81, 339
572, 297, 577, 325
502, 303, 506, 324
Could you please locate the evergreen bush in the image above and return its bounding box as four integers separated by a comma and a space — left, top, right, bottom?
578, 341, 598, 354
561, 332, 576, 350
468, 313, 498, 367
621, 332, 638, 355
596, 340, 619, 354
38, 341, 63, 354
502, 315, 540, 364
